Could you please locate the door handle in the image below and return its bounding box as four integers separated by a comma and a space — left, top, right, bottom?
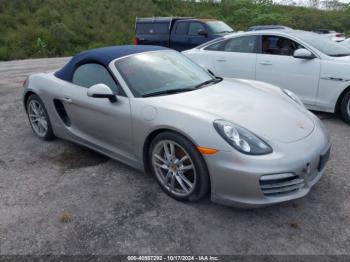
259, 61, 272, 66
63, 97, 72, 103
216, 58, 227, 62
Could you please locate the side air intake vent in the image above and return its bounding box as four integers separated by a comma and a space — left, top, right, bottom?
53, 99, 71, 126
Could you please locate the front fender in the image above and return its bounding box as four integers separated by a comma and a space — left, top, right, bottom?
130, 100, 233, 164
318, 60, 350, 112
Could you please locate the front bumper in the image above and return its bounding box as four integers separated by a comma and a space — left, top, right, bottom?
206, 118, 331, 208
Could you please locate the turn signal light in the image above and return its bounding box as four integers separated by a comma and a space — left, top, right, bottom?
197, 146, 219, 155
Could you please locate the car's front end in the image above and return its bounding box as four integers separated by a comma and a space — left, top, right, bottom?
206, 114, 331, 208
198, 80, 332, 208
137, 76, 331, 208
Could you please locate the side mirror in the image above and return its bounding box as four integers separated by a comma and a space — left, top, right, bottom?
87, 83, 117, 103
293, 48, 315, 59
198, 29, 208, 37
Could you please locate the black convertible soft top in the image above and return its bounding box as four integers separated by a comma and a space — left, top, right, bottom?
55, 45, 168, 82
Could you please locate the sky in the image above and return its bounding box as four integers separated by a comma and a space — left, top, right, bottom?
274, 0, 350, 7
275, 0, 350, 4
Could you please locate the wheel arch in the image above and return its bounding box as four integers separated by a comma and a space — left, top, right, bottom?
143, 128, 191, 173
23, 91, 37, 112
335, 85, 350, 114
142, 128, 211, 186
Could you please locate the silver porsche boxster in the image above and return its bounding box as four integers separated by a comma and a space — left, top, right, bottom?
23, 45, 331, 207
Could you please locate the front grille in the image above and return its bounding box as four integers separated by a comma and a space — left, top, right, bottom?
260, 173, 305, 197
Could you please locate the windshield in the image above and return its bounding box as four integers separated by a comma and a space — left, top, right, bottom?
206, 21, 234, 34
115, 51, 215, 97
294, 31, 350, 57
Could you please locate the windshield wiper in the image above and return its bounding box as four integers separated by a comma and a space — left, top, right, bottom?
142, 88, 195, 97
194, 77, 223, 89
142, 78, 223, 97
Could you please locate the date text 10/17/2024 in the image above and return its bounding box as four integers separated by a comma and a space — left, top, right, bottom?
127, 255, 219, 261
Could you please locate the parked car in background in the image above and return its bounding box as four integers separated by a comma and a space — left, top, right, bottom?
247, 25, 292, 31
313, 29, 346, 42
134, 17, 234, 51
23, 45, 330, 208
340, 38, 350, 48
183, 30, 350, 123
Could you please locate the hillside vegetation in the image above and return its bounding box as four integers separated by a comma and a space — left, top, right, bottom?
1, 0, 350, 60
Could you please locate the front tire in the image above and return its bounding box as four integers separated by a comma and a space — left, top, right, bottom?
340, 90, 350, 124
26, 94, 55, 141
149, 131, 210, 202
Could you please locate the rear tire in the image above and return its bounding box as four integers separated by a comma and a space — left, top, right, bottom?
149, 131, 210, 202
340, 90, 350, 124
26, 94, 55, 141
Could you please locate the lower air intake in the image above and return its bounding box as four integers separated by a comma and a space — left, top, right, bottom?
260, 173, 305, 197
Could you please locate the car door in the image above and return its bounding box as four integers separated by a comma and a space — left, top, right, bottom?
256, 35, 321, 106
60, 63, 133, 159
202, 35, 258, 79
170, 21, 190, 51
187, 22, 209, 49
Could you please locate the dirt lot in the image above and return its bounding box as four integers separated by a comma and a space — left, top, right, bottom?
0, 57, 349, 255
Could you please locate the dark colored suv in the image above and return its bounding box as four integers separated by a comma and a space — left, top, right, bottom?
134, 17, 234, 51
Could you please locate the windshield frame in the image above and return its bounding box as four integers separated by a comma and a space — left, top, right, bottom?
113, 50, 216, 98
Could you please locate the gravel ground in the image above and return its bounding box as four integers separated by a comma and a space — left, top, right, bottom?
0, 57, 349, 255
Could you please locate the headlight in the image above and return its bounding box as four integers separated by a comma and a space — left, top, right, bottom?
283, 89, 304, 107
213, 120, 272, 155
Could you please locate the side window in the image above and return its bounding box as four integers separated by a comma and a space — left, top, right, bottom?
223, 36, 257, 53
136, 23, 168, 35
72, 63, 119, 93
204, 36, 257, 53
262, 35, 304, 56
188, 22, 206, 36
175, 22, 189, 35
204, 40, 227, 51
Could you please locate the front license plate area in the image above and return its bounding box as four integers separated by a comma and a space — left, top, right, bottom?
318, 147, 331, 171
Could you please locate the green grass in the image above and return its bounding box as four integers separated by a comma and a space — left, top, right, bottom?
1, 0, 350, 60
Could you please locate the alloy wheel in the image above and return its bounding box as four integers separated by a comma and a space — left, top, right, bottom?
152, 140, 196, 197
28, 100, 48, 137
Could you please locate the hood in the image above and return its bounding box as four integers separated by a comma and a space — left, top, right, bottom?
332, 55, 350, 62
152, 79, 315, 144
